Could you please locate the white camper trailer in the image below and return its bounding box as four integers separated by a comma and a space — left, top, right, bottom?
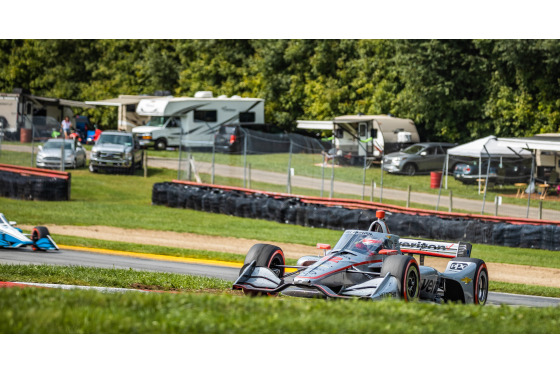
0, 89, 92, 141
297, 114, 419, 163
132, 91, 265, 150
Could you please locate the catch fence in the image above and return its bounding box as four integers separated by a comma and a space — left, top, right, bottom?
1, 127, 559, 222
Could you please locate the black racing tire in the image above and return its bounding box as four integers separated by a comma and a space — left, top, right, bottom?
402, 163, 417, 176
380, 255, 420, 301
241, 243, 285, 278
154, 139, 167, 151
31, 226, 50, 251
456, 257, 489, 305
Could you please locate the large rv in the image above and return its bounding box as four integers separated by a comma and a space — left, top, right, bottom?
0, 89, 92, 141
85, 94, 168, 132
132, 91, 265, 150
297, 114, 419, 163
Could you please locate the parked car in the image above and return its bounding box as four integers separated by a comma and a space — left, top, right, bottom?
214, 123, 287, 154
89, 131, 143, 174
382, 142, 456, 176
36, 138, 87, 169
453, 158, 532, 185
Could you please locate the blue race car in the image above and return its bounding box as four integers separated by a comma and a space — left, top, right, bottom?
0, 213, 59, 251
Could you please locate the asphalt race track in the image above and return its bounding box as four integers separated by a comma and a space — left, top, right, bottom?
1, 246, 559, 307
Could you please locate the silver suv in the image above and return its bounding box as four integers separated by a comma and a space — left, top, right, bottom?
382, 142, 456, 176
89, 131, 143, 174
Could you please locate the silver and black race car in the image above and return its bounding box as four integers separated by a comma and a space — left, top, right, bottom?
233, 211, 488, 304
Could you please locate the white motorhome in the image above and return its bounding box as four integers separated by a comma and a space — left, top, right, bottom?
297, 114, 419, 163
132, 91, 265, 150
86, 94, 168, 132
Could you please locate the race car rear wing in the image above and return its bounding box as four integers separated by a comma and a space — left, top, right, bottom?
398, 238, 471, 259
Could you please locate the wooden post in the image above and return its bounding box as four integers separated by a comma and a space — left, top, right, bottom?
449, 190, 453, 212
539, 200, 543, 220
406, 185, 411, 208
143, 151, 147, 178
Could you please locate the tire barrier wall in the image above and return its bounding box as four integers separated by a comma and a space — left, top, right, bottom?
0, 164, 71, 201
152, 181, 560, 251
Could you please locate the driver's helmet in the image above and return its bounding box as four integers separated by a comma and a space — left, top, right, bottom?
355, 238, 382, 253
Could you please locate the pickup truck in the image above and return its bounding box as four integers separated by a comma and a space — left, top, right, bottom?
89, 131, 143, 174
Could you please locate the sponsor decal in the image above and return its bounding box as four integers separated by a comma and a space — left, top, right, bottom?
400, 240, 452, 251
450, 262, 469, 271
328, 257, 343, 263
461, 277, 472, 284
421, 279, 436, 293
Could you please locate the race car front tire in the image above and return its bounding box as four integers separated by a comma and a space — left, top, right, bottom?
445, 257, 488, 305
241, 243, 285, 278
380, 255, 420, 301
31, 226, 50, 251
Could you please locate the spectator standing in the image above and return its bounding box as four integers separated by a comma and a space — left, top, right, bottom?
61, 116, 72, 139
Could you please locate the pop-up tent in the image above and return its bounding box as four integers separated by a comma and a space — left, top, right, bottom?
445, 135, 531, 186
442, 135, 532, 213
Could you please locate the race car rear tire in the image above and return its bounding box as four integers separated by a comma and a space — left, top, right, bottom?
380, 255, 420, 301
241, 244, 285, 278
31, 226, 50, 251
444, 258, 488, 305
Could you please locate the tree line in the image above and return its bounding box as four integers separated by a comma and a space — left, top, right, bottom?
1, 39, 559, 142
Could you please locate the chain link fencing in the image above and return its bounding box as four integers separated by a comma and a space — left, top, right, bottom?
2, 125, 559, 222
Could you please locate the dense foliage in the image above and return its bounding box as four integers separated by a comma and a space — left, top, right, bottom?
1, 39, 559, 141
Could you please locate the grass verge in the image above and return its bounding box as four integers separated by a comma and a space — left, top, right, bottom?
1, 263, 559, 298
1, 284, 559, 333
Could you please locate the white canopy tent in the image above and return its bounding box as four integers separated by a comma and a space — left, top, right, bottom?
444, 135, 532, 189
441, 135, 533, 214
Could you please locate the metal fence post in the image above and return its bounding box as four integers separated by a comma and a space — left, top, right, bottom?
31, 124, 35, 167
321, 159, 325, 197
526, 151, 535, 218
187, 152, 192, 181
211, 142, 215, 184
370, 180, 374, 202
248, 163, 252, 189
60, 135, 65, 172
243, 129, 248, 188
177, 126, 183, 180
287, 142, 292, 194
379, 153, 384, 203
